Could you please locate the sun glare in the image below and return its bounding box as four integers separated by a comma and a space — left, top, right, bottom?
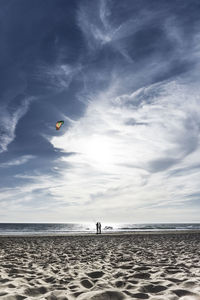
82, 135, 114, 167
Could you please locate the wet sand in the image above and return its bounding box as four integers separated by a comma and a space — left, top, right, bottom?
0, 232, 200, 300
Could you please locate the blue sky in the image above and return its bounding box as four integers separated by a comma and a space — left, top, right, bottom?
0, 0, 200, 223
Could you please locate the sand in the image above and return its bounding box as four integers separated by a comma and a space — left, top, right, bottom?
0, 232, 200, 300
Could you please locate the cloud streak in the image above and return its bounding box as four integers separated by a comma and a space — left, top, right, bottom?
0, 97, 33, 153
0, 155, 34, 168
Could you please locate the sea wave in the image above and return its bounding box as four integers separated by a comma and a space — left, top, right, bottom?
0, 223, 199, 235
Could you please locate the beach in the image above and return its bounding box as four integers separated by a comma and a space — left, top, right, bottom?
0, 232, 200, 300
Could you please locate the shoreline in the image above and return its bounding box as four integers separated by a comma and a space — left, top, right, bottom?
0, 229, 200, 238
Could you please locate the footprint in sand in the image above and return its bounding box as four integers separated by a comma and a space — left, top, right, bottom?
133, 272, 151, 279
173, 289, 199, 297
24, 286, 48, 297
68, 284, 80, 290
0, 279, 10, 284
7, 283, 16, 289
119, 264, 133, 270
182, 280, 199, 288
140, 284, 167, 293
115, 280, 126, 288
80, 279, 94, 289
131, 292, 149, 299
87, 271, 105, 279
166, 277, 185, 283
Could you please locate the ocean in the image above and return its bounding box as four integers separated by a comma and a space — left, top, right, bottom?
0, 223, 199, 235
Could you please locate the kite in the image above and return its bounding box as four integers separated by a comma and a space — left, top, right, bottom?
56, 120, 64, 130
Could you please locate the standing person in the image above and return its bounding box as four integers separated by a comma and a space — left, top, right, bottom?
96, 222, 99, 234
99, 222, 101, 234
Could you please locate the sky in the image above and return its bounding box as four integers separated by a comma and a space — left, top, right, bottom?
0, 0, 200, 223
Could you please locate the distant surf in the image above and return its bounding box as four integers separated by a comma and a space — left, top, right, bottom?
0, 223, 199, 235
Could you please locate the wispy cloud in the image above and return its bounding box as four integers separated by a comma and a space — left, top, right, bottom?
0, 155, 35, 168
35, 63, 82, 92
78, 1, 144, 45
0, 97, 34, 153
77, 0, 153, 60
49, 76, 200, 222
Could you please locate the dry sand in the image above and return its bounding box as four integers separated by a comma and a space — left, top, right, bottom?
0, 232, 200, 300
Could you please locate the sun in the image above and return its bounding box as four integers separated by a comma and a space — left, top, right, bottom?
82, 134, 114, 167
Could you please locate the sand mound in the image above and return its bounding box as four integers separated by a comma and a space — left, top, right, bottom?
77, 290, 126, 300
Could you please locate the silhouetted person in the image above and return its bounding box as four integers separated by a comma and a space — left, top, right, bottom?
99, 222, 101, 234
96, 222, 102, 234
96, 222, 99, 234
